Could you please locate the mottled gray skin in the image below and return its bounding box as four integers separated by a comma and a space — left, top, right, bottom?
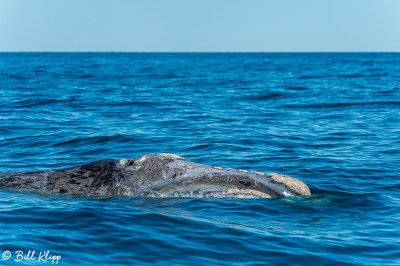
0, 153, 311, 198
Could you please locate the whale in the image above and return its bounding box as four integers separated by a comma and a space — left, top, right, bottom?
0, 153, 311, 198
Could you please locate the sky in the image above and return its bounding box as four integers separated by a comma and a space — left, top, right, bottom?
0, 0, 399, 52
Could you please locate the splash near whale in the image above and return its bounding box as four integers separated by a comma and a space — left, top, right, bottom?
0, 153, 311, 198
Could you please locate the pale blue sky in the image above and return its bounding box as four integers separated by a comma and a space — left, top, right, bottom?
0, 0, 399, 52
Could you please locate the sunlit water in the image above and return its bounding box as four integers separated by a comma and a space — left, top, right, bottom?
0, 53, 399, 265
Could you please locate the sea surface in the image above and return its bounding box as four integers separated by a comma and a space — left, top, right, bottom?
0, 53, 399, 265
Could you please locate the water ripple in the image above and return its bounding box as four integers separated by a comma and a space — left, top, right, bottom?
0, 53, 399, 265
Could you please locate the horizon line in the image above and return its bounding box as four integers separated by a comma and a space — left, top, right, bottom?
0, 51, 399, 53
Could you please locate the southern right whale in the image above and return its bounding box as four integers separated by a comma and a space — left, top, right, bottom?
0, 153, 311, 198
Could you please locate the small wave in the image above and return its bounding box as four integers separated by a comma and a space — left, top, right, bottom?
87, 63, 101, 68
106, 101, 157, 107
337, 73, 388, 78
240, 91, 286, 101
7, 73, 29, 80
298, 74, 330, 79
13, 98, 74, 108
77, 73, 96, 79
52, 135, 135, 147
33, 68, 46, 73
283, 101, 400, 109
310, 188, 380, 197
286, 86, 309, 91
377, 87, 399, 95
337, 73, 364, 78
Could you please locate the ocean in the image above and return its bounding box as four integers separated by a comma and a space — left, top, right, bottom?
0, 53, 399, 265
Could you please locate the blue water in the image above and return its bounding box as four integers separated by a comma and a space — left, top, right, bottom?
0, 53, 399, 265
